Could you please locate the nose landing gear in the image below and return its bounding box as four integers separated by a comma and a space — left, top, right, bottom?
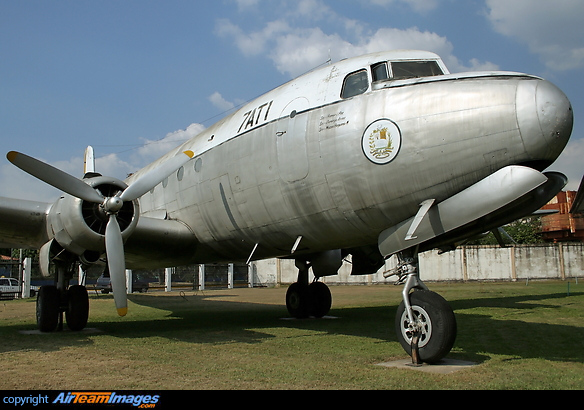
387, 251, 457, 364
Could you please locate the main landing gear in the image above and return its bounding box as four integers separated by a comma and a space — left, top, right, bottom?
286, 260, 332, 319
36, 261, 89, 332
386, 250, 457, 364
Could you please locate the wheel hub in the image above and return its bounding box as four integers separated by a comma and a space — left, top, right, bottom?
400, 305, 433, 348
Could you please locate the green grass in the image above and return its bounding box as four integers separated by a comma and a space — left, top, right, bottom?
1, 281, 583, 389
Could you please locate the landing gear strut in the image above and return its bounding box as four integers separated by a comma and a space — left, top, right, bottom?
36, 261, 89, 332
286, 260, 332, 319
387, 250, 457, 364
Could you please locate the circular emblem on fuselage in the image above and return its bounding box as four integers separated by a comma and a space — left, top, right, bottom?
361, 119, 401, 164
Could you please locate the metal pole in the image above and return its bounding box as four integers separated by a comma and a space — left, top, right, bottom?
21, 257, 32, 298
228, 263, 234, 289
198, 265, 205, 291
126, 269, 133, 294
165, 267, 172, 292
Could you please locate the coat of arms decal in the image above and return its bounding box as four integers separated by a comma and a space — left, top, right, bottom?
361, 119, 401, 164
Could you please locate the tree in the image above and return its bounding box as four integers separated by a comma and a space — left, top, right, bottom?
11, 249, 38, 260
466, 217, 543, 246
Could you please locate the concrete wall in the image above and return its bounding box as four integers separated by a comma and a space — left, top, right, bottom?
249, 243, 584, 286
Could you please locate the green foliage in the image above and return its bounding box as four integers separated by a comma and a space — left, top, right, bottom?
11, 249, 38, 259
467, 217, 543, 246
0, 248, 38, 259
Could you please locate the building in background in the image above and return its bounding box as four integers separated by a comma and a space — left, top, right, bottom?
540, 179, 584, 243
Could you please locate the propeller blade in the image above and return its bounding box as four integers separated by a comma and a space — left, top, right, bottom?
119, 150, 194, 201
105, 215, 128, 316
7, 151, 104, 204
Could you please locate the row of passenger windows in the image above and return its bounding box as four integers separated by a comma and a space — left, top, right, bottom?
155, 157, 203, 191
341, 60, 444, 99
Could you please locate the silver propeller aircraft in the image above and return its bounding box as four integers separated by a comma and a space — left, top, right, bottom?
1, 50, 574, 364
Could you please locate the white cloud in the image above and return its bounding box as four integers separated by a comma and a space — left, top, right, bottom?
362, 28, 497, 72
270, 28, 351, 77
220, 16, 498, 78
466, 58, 500, 72
217, 0, 499, 77
209, 91, 235, 111
296, 0, 331, 20
135, 123, 205, 164
486, 0, 584, 71
215, 18, 290, 57
94, 153, 135, 181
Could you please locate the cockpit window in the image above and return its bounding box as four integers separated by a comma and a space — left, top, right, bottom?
371, 62, 389, 82
391, 61, 443, 80
341, 69, 369, 99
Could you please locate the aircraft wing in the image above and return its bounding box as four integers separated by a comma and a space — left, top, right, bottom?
123, 215, 199, 270
0, 197, 51, 249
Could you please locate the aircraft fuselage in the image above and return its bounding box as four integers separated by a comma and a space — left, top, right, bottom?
126, 50, 572, 268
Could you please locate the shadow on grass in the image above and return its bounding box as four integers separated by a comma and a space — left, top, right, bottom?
3, 289, 583, 365
449, 290, 584, 364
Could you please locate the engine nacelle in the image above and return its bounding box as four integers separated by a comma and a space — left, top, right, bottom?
46, 175, 140, 259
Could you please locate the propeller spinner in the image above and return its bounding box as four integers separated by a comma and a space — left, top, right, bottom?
7, 150, 194, 316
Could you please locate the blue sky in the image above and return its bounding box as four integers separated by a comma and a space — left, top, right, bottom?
1, 0, 583, 201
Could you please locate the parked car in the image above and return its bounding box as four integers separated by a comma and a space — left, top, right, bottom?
0, 277, 38, 299
95, 274, 149, 294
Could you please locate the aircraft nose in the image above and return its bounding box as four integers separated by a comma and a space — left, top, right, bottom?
536, 80, 573, 145
517, 79, 573, 165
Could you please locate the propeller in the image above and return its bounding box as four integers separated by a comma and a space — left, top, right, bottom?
7, 150, 194, 316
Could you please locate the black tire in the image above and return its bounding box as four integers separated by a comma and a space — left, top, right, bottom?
308, 282, 332, 318
36, 285, 60, 332
65, 285, 89, 331
286, 282, 310, 319
395, 290, 457, 364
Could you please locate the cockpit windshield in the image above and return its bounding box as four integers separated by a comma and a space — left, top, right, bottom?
341, 59, 446, 99
391, 61, 443, 79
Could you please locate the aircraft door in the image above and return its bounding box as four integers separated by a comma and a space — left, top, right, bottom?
277, 98, 310, 183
